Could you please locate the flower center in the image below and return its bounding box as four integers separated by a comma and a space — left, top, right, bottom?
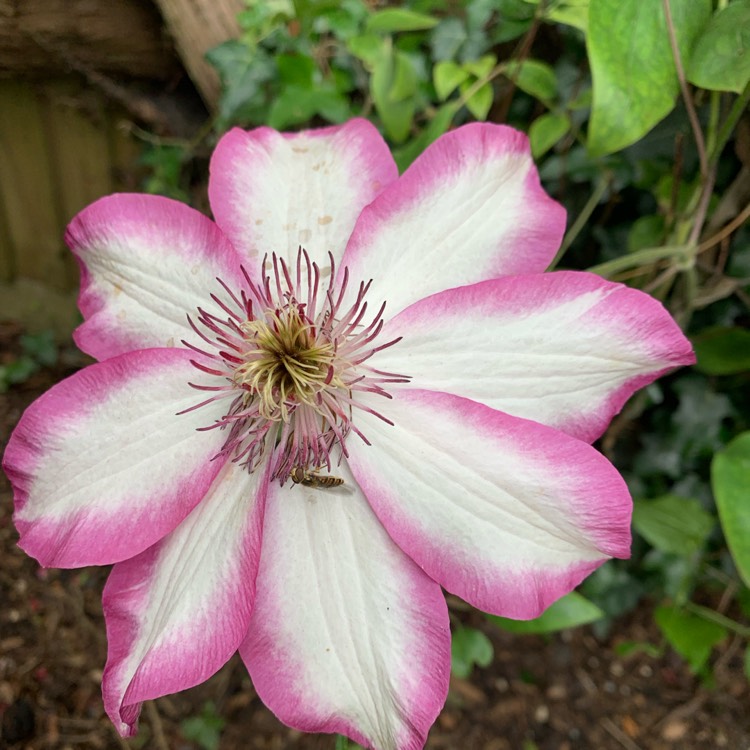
181, 249, 407, 484
234, 307, 336, 422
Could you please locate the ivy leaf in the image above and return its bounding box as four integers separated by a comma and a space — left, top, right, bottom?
206, 41, 274, 127
430, 18, 468, 60
587, 0, 711, 155
276, 54, 315, 86
712, 432, 750, 588
687, 0, 750, 94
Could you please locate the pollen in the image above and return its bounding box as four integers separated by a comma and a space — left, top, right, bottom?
180, 248, 409, 483
233, 306, 337, 422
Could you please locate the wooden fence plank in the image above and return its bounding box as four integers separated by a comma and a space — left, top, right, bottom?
0, 79, 68, 290
0, 174, 13, 283
41, 80, 115, 287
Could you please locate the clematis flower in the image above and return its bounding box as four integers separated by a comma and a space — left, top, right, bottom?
3, 119, 693, 750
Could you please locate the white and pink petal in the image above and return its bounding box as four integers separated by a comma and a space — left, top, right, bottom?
241, 462, 450, 750
3, 348, 227, 568
377, 271, 695, 443
67, 193, 244, 360
209, 119, 398, 270
346, 389, 632, 620
342, 123, 566, 317
103, 459, 268, 737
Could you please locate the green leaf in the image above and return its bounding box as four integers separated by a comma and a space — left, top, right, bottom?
392, 102, 457, 172
488, 591, 604, 634
522, 0, 590, 31
0, 357, 38, 389
687, 0, 750, 94
433, 60, 470, 100
389, 52, 418, 103
207, 41, 275, 126
267, 86, 317, 129
180, 702, 225, 750
632, 495, 714, 556
366, 8, 439, 34
347, 33, 385, 67
504, 59, 557, 102
463, 54, 497, 79
744, 645, 750, 681
371, 45, 415, 142
692, 327, 750, 375
587, 0, 711, 156
459, 80, 494, 120
712, 432, 750, 587
276, 54, 315, 86
529, 112, 570, 158
627, 215, 666, 252
20, 330, 57, 367
267, 85, 350, 129
430, 17, 468, 60
655, 605, 727, 672
451, 626, 494, 678
335, 735, 364, 750
314, 89, 351, 124
614, 640, 663, 658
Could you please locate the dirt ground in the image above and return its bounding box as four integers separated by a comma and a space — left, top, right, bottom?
2, 324, 749, 750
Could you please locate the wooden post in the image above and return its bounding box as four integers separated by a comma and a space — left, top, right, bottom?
152, 0, 245, 109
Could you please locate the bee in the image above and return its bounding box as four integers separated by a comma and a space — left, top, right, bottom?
290, 466, 345, 488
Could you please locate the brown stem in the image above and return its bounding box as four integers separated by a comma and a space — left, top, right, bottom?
663, 0, 708, 179
698, 201, 750, 253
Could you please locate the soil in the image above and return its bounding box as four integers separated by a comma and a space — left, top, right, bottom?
1, 323, 749, 750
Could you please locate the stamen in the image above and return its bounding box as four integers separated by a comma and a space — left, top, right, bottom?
183, 248, 408, 482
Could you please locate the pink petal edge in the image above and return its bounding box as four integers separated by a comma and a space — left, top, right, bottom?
3, 348, 225, 567
208, 118, 398, 269
67, 193, 243, 360
241, 469, 450, 750
347, 388, 633, 620
103, 460, 269, 736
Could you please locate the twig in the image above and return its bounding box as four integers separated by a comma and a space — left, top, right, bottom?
654, 690, 708, 730
663, 0, 708, 179
688, 163, 717, 246
146, 701, 170, 750
698, 201, 750, 253
643, 264, 680, 297
495, 3, 544, 123
601, 717, 644, 750
111, 726, 132, 750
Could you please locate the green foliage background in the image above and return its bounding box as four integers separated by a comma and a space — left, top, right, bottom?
141, 0, 750, 700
